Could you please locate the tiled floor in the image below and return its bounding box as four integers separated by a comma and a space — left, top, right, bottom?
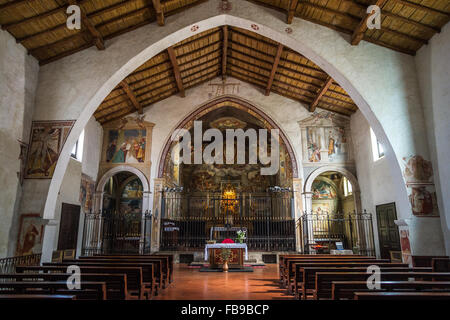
154, 264, 293, 300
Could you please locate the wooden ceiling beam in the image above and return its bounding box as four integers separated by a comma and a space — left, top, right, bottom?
152, 0, 165, 26
120, 81, 143, 114
167, 46, 185, 97
352, 0, 389, 45
265, 43, 283, 96
0, 0, 29, 11
345, 1, 441, 33
67, 0, 105, 50
222, 26, 228, 80
13, 0, 137, 43
287, 0, 299, 24
394, 0, 450, 17
310, 77, 333, 112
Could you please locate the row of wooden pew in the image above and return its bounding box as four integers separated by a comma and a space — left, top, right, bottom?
0, 253, 174, 300
279, 254, 450, 300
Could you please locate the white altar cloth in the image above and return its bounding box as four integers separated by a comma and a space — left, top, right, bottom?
204, 243, 248, 261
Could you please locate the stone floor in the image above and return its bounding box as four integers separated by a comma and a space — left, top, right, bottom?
154, 264, 293, 300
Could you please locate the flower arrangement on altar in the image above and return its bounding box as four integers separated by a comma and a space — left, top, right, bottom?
222, 238, 234, 244
236, 230, 246, 244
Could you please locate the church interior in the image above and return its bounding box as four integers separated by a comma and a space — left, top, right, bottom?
0, 0, 449, 304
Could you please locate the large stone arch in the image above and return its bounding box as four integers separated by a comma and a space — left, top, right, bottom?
37, 1, 437, 258
303, 165, 362, 214
42, 12, 410, 222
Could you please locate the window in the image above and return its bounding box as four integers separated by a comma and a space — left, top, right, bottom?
343, 177, 353, 197
370, 128, 384, 161
71, 130, 84, 161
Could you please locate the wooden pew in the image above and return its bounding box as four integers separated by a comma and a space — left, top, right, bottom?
279, 255, 371, 283
282, 256, 377, 286
432, 258, 450, 272
354, 291, 450, 300
296, 266, 429, 299
16, 265, 147, 300
285, 259, 390, 291
0, 281, 106, 300
79, 256, 169, 288
332, 281, 450, 300
314, 272, 450, 300
0, 273, 127, 300
44, 261, 158, 296
0, 294, 76, 300
93, 254, 175, 283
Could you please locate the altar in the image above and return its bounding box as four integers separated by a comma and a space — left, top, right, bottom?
204, 243, 248, 269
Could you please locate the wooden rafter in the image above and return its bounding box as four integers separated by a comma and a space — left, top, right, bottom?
287, 0, 299, 24
152, 0, 165, 26
222, 26, 228, 80
121, 81, 143, 114
352, 0, 389, 45
265, 43, 283, 96
394, 0, 450, 18
310, 77, 333, 112
167, 46, 185, 97
67, 0, 105, 50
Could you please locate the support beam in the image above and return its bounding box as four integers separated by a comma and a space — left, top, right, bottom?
310, 77, 333, 112
121, 81, 143, 114
152, 0, 165, 26
0, 0, 29, 11
167, 46, 185, 97
265, 43, 283, 96
68, 0, 105, 50
394, 0, 450, 17
287, 0, 299, 24
222, 26, 228, 79
352, 0, 388, 45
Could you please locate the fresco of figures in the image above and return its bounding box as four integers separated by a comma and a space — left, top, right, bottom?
25, 120, 74, 178
105, 129, 146, 164
79, 173, 95, 213
403, 155, 439, 216
16, 214, 45, 256
120, 178, 143, 214
299, 111, 353, 165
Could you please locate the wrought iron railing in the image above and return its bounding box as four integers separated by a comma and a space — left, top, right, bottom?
299, 212, 375, 256
0, 253, 41, 274
160, 192, 296, 252
82, 211, 152, 256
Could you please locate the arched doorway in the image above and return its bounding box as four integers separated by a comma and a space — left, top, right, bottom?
301, 166, 374, 255
82, 166, 152, 255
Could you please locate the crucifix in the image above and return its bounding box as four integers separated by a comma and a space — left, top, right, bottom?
209, 79, 240, 97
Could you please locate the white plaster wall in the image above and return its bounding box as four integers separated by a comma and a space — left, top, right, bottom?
415, 23, 450, 254
81, 117, 103, 180
351, 110, 405, 258
0, 29, 39, 257
351, 111, 445, 256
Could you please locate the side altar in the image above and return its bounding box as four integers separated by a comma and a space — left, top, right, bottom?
204, 244, 248, 269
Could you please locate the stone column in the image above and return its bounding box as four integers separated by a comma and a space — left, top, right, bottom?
152, 178, 165, 252
140, 190, 152, 253
302, 192, 314, 253
292, 178, 303, 252
40, 219, 59, 263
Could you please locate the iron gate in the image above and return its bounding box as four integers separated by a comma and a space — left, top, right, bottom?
300, 211, 375, 256
159, 192, 296, 252
81, 211, 152, 256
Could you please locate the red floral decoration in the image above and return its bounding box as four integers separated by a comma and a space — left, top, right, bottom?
222, 238, 235, 244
